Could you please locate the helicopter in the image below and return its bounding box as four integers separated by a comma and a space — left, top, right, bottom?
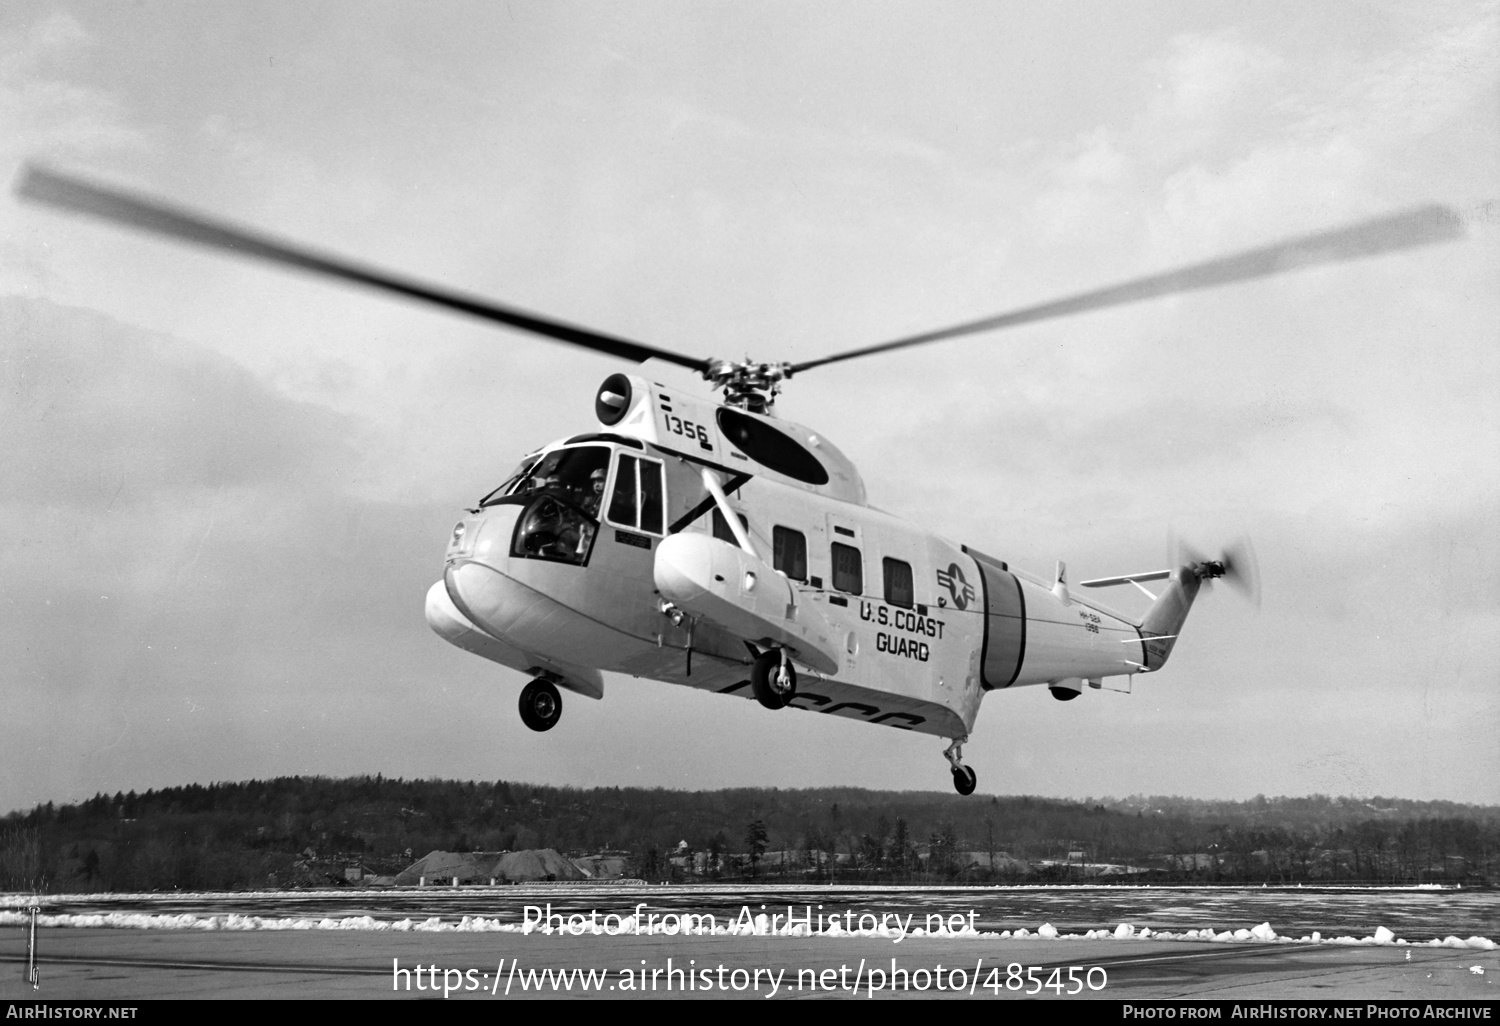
16, 165, 1463, 794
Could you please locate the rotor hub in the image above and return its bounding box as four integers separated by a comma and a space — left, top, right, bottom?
1193, 560, 1228, 580
704, 359, 793, 414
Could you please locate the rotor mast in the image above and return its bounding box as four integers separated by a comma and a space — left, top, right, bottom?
704, 359, 794, 414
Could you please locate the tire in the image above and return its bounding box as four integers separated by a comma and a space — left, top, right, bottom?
952, 765, 977, 796
749, 650, 796, 710
519, 678, 562, 732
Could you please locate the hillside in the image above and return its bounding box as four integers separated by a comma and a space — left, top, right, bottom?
3, 777, 1496, 892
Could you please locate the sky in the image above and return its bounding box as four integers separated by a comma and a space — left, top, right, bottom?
1, 0, 1496, 816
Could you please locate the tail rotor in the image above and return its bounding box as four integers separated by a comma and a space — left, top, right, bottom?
1218, 536, 1261, 609
1173, 532, 1261, 609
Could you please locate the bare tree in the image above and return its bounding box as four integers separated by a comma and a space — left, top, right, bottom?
745, 820, 768, 879
0, 825, 48, 892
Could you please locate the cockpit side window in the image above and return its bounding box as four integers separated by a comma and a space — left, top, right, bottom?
606, 452, 667, 535
640, 461, 664, 533
608, 455, 639, 527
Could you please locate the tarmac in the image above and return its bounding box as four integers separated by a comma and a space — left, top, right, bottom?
2, 926, 1496, 1001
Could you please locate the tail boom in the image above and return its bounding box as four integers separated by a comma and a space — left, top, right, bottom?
1135, 566, 1204, 671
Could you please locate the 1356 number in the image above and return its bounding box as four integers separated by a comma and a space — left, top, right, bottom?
663, 413, 711, 447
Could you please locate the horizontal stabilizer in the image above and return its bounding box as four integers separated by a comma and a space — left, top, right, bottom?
1079, 569, 1172, 588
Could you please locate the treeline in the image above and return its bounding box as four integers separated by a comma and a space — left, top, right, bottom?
2, 777, 1496, 892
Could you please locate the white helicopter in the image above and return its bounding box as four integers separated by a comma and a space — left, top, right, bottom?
18, 167, 1461, 793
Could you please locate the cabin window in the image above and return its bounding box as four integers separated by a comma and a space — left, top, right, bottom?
883, 557, 914, 608
712, 508, 749, 545
831, 542, 863, 595
773, 526, 807, 581
606, 453, 666, 534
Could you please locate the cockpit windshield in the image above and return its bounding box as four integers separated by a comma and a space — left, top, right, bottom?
479, 454, 541, 507
479, 445, 611, 512
485, 445, 612, 565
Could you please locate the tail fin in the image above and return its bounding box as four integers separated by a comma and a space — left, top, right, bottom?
1081, 557, 1238, 671
1136, 566, 1204, 671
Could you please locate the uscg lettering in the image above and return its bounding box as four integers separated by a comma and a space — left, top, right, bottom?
859, 601, 945, 662
876, 632, 929, 661
858, 601, 946, 638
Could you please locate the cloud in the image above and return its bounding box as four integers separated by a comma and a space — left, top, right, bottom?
0, 297, 458, 810
0, 10, 144, 160
3, 10, 89, 65
1144, 11, 1498, 251
1146, 31, 1288, 154
0, 10, 148, 295
0, 297, 355, 505
1318, 9, 1500, 142
1012, 9, 1497, 272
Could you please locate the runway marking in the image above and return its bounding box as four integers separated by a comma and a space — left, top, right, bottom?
1066, 946, 1300, 971
1, 937, 1412, 982
1024, 942, 1457, 981
0, 953, 384, 977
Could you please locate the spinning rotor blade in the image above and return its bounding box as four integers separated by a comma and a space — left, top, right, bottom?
1220, 536, 1261, 610
792, 205, 1464, 373
15, 165, 712, 373
1175, 533, 1261, 610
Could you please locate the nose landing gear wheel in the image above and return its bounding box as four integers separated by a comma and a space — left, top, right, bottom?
750, 650, 796, 710
952, 765, 977, 795
519, 677, 562, 731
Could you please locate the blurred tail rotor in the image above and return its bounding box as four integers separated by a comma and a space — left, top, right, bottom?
1171, 531, 1261, 610
1220, 536, 1261, 610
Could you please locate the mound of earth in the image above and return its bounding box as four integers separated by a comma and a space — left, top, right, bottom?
492, 848, 584, 881
571, 855, 629, 879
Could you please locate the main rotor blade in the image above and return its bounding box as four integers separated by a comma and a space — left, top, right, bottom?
791, 205, 1464, 373
15, 165, 712, 373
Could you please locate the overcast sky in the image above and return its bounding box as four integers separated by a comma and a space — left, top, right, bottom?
2, 1, 1496, 817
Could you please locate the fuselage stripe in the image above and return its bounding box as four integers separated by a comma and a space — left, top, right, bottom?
975, 553, 992, 688
1006, 573, 1027, 688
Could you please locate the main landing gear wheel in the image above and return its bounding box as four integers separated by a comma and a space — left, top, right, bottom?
952, 765, 978, 796
943, 738, 976, 795
518, 678, 562, 732
750, 650, 796, 710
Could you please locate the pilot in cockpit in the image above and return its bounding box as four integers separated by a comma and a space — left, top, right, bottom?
500, 445, 611, 562
582, 468, 607, 517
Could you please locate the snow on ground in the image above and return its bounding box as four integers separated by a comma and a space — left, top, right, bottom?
0, 905, 1492, 949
